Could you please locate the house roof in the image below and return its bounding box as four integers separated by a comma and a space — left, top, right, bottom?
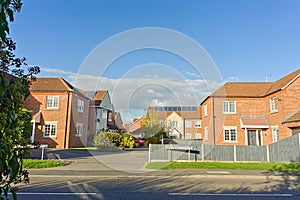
282, 109, 300, 124
212, 82, 273, 98
82, 90, 108, 101
30, 78, 74, 91
240, 116, 269, 128
202, 69, 300, 103
267, 69, 300, 95
30, 78, 89, 99
128, 117, 145, 133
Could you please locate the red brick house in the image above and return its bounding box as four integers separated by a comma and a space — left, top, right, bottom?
200, 69, 300, 146
24, 78, 90, 149
82, 90, 119, 134
146, 106, 201, 139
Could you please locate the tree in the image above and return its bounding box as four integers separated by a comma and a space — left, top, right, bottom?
0, 0, 39, 199
140, 114, 164, 138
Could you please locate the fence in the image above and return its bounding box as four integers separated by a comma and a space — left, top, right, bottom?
148, 133, 300, 163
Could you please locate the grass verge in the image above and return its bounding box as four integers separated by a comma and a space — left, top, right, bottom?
146, 162, 300, 172
23, 159, 69, 169
68, 147, 98, 151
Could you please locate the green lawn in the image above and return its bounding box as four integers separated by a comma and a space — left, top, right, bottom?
146, 161, 300, 172
68, 147, 98, 151
23, 159, 69, 169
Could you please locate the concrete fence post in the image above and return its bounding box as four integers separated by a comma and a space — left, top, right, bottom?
233, 145, 237, 162
266, 145, 270, 162
201, 144, 204, 161
148, 143, 151, 163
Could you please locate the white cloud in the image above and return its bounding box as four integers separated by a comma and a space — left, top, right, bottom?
185, 71, 201, 78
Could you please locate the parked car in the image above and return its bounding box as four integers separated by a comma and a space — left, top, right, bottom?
134, 137, 145, 147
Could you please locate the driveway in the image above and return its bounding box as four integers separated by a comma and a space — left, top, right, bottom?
30, 148, 151, 173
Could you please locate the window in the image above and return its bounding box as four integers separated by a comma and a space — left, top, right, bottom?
272, 127, 279, 143
185, 120, 192, 128
224, 127, 237, 142
76, 123, 84, 136
46, 96, 59, 109
223, 101, 236, 114
195, 120, 201, 128
44, 123, 57, 137
169, 120, 178, 128
204, 104, 208, 117
270, 97, 278, 113
77, 99, 84, 112
204, 127, 208, 141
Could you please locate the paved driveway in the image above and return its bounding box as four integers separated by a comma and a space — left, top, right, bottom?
31, 149, 150, 173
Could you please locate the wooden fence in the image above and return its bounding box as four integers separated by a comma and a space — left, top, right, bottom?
148, 133, 300, 163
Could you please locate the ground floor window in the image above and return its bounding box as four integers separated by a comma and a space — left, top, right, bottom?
272, 127, 279, 143
224, 127, 237, 142
204, 127, 208, 142
44, 123, 57, 137
76, 123, 84, 137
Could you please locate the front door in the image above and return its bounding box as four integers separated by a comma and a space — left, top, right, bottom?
248, 130, 262, 146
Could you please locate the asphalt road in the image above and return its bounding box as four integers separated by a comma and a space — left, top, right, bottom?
16, 173, 300, 200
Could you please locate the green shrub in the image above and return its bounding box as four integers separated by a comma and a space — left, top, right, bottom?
144, 136, 161, 146
104, 132, 122, 146
120, 133, 135, 149
93, 132, 121, 152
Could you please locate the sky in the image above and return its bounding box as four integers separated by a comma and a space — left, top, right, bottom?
10, 0, 300, 123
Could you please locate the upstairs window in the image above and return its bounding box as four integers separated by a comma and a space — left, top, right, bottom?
169, 120, 178, 128
77, 99, 84, 112
46, 96, 59, 109
204, 104, 208, 117
270, 97, 278, 113
223, 101, 236, 114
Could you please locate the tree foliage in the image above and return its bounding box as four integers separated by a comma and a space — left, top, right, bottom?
93, 132, 136, 151
0, 0, 39, 199
140, 114, 164, 138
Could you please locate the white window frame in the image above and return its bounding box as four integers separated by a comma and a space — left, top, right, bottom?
223, 101, 236, 114
204, 104, 208, 117
270, 97, 278, 113
44, 122, 57, 137
195, 120, 201, 128
46, 96, 59, 109
204, 127, 208, 142
76, 123, 84, 137
185, 120, 192, 128
224, 126, 237, 142
272, 126, 279, 143
169, 120, 178, 128
77, 99, 84, 113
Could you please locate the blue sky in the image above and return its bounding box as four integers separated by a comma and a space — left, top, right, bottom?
10, 0, 300, 122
